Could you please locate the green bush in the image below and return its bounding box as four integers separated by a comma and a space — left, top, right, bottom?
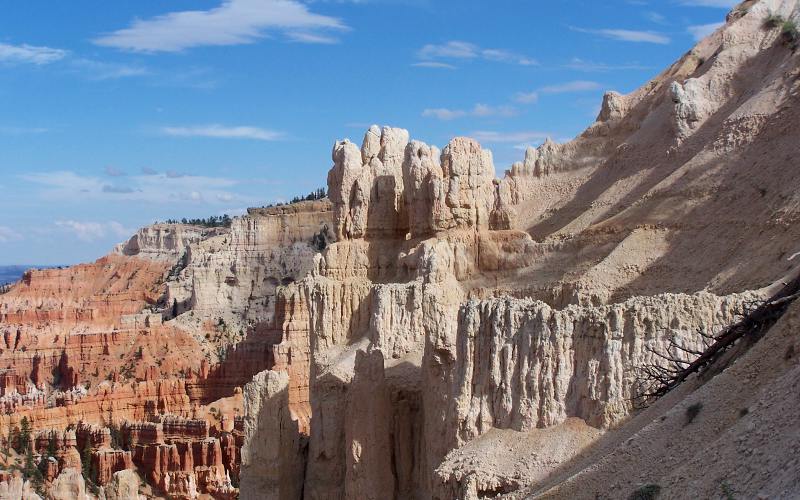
781, 19, 799, 47
764, 12, 785, 29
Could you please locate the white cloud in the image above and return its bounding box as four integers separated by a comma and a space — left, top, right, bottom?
411, 61, 456, 69
0, 43, 67, 65
540, 80, 603, 94
285, 31, 339, 44
514, 80, 602, 105
54, 220, 131, 242
564, 58, 652, 72
644, 12, 667, 25
93, 0, 347, 52
417, 40, 537, 67
161, 124, 286, 141
514, 92, 539, 104
19, 170, 254, 206
678, 0, 737, 7
419, 41, 477, 59
422, 103, 517, 121
471, 131, 552, 143
0, 226, 23, 243
688, 22, 724, 41
0, 41, 150, 80
571, 27, 670, 44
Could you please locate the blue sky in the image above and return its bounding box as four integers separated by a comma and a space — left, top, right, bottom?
0, 0, 736, 264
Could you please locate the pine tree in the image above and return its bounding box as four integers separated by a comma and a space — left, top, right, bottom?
2, 426, 11, 463
23, 446, 43, 490
46, 434, 57, 459
16, 416, 31, 453
80, 440, 93, 482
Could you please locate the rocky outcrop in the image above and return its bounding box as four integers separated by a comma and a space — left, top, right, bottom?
48, 468, 86, 500
240, 370, 304, 500
422, 292, 751, 496
103, 469, 142, 500
0, 474, 42, 499
116, 224, 226, 261
122, 415, 236, 498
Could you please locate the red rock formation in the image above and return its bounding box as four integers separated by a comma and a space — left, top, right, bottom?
120, 415, 235, 497
0, 207, 328, 497
92, 449, 133, 485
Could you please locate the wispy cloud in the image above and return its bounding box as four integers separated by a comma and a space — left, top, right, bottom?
0, 42, 67, 65
69, 58, 149, 80
0, 226, 23, 243
54, 220, 131, 242
571, 27, 670, 44
93, 0, 348, 52
0, 126, 49, 135
411, 61, 456, 69
416, 41, 537, 67
513, 80, 603, 105
540, 80, 603, 94
471, 130, 552, 144
0, 40, 151, 81
19, 170, 254, 206
564, 58, 653, 72
644, 11, 668, 25
687, 22, 724, 41
422, 103, 518, 121
285, 31, 339, 44
161, 124, 286, 141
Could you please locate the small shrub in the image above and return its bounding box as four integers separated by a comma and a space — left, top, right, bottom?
628, 483, 662, 500
685, 402, 703, 425
764, 12, 785, 29
785, 344, 795, 360
781, 19, 800, 47
721, 482, 736, 500
739, 407, 749, 418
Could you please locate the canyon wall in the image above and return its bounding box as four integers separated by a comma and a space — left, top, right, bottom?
3, 0, 800, 498
0, 205, 331, 497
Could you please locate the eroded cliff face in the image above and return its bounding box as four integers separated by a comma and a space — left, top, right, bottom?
116, 224, 226, 262
238, 127, 759, 499
240, 1, 800, 498
0, 206, 331, 498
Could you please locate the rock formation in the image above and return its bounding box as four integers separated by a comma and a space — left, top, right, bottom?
237, 1, 800, 498
4, 0, 800, 498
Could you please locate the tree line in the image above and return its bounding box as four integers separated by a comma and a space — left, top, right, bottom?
262, 187, 327, 208
160, 214, 233, 228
